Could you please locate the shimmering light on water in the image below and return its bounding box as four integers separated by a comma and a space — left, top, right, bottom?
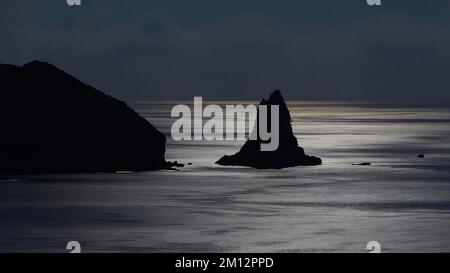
0, 102, 449, 252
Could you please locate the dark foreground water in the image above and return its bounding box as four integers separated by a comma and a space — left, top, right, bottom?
1, 102, 449, 252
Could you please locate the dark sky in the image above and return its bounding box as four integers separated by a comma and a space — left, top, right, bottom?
1, 0, 450, 102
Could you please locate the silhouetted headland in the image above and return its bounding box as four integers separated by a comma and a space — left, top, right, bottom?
216, 90, 322, 169
0, 61, 168, 174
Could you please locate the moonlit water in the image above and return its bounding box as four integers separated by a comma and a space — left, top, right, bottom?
1, 101, 450, 253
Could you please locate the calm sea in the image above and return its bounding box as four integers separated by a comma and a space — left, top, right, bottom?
1, 101, 449, 252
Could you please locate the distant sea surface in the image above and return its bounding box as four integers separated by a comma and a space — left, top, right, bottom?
1, 101, 450, 252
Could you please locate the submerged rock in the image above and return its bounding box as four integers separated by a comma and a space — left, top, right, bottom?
216, 90, 322, 169
167, 161, 185, 168
352, 162, 372, 166
418, 154, 425, 158
0, 61, 167, 174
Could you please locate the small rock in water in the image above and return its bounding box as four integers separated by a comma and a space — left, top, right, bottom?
167, 161, 185, 168
418, 154, 425, 158
187, 163, 193, 165
352, 162, 371, 166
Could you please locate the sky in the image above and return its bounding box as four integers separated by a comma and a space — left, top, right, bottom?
1, 0, 450, 102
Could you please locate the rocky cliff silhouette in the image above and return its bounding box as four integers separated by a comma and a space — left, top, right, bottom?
216, 90, 322, 169
0, 61, 167, 174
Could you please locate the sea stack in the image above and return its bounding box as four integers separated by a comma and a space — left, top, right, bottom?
216, 90, 322, 169
0, 61, 167, 174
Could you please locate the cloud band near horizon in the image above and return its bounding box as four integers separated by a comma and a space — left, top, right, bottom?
1, 0, 450, 103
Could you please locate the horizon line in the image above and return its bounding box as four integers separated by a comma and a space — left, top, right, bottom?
128, 99, 450, 107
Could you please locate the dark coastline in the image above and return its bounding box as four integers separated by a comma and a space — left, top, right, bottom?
0, 61, 167, 175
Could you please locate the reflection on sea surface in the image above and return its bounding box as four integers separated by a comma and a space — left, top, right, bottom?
0, 102, 449, 252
